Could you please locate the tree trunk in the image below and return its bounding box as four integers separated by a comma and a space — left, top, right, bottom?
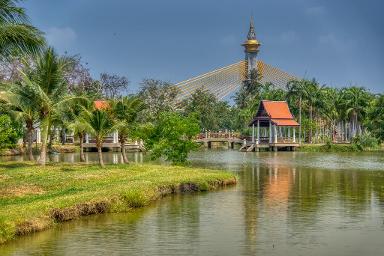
97, 140, 104, 168
120, 137, 129, 164
309, 105, 313, 144
299, 97, 302, 144
39, 125, 49, 166
79, 133, 85, 162
27, 127, 34, 161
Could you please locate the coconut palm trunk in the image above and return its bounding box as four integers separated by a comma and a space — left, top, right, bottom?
309, 105, 313, 143
39, 125, 49, 166
79, 133, 85, 162
25, 121, 34, 160
96, 139, 104, 168
120, 136, 129, 163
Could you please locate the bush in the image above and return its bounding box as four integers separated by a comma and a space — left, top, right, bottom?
352, 131, 379, 150
0, 114, 21, 149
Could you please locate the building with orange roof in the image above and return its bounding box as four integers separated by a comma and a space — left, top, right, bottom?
246, 100, 300, 151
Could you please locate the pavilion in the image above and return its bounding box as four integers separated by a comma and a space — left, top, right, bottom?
248, 100, 300, 151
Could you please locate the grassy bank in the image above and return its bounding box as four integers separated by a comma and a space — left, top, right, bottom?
297, 143, 383, 152
0, 162, 236, 244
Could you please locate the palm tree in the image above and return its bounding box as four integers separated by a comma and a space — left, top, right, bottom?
287, 79, 306, 143
111, 96, 144, 163
18, 47, 77, 165
340, 86, 372, 138
68, 118, 88, 162
0, 0, 45, 57
0, 86, 37, 160
81, 108, 117, 167
66, 99, 92, 162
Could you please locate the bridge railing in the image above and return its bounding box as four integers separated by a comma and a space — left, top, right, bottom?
197, 132, 241, 139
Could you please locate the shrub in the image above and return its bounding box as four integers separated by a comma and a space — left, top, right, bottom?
352, 131, 379, 150
0, 114, 21, 149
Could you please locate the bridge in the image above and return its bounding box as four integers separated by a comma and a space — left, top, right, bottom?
175, 60, 298, 101
195, 131, 299, 152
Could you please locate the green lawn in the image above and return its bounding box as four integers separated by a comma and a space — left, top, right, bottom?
0, 162, 236, 244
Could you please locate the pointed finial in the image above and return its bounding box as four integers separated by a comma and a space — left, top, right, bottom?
247, 15, 256, 40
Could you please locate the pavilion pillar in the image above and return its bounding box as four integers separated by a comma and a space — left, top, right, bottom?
257, 120, 260, 145
269, 121, 272, 143
293, 127, 296, 143
274, 125, 278, 143
252, 123, 255, 143
288, 127, 290, 140
85, 134, 89, 143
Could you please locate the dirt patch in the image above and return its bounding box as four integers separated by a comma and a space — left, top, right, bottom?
16, 217, 51, 236
0, 185, 45, 198
0, 174, 9, 181
51, 201, 110, 222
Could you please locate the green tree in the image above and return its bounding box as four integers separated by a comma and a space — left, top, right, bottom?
111, 96, 144, 163
81, 108, 117, 167
367, 94, 384, 142
0, 0, 45, 57
138, 79, 179, 122
18, 47, 77, 165
339, 86, 372, 137
143, 112, 199, 164
0, 113, 19, 149
0, 85, 37, 159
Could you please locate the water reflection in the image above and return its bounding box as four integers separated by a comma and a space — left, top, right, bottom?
1, 151, 384, 256
0, 151, 145, 165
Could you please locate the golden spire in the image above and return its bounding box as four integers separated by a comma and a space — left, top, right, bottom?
242, 16, 261, 53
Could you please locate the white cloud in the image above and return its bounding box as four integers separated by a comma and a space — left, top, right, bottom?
305, 6, 326, 16
46, 27, 77, 50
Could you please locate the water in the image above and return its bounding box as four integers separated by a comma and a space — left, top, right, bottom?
1, 150, 384, 256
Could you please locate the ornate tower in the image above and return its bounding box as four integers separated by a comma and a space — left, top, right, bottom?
242, 17, 261, 79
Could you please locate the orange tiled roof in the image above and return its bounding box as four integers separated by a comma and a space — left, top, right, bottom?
271, 119, 299, 127
94, 100, 109, 110
262, 100, 294, 119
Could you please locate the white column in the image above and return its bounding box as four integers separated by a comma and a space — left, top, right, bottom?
288, 127, 290, 140
85, 134, 89, 143
113, 131, 119, 143
293, 127, 296, 143
269, 121, 272, 143
252, 124, 255, 143
257, 120, 260, 145
36, 128, 41, 143
274, 125, 278, 143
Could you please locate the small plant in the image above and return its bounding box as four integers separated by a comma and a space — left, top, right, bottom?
352, 131, 379, 150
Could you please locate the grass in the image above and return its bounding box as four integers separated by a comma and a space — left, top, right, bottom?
0, 162, 236, 244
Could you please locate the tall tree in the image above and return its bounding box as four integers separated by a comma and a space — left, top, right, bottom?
0, 83, 37, 159
340, 86, 372, 137
18, 47, 77, 165
138, 79, 179, 122
111, 96, 144, 163
0, 0, 45, 57
81, 108, 117, 167
99, 73, 128, 99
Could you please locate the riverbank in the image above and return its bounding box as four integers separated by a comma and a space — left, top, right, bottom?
297, 143, 383, 152
0, 162, 236, 244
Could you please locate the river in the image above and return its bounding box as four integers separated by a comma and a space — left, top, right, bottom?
1, 150, 384, 256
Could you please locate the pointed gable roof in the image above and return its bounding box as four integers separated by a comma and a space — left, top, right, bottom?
261, 100, 294, 119
251, 100, 299, 127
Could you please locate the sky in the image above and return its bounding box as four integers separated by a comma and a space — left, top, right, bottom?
23, 0, 384, 93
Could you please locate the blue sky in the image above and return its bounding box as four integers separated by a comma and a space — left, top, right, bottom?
23, 0, 383, 93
